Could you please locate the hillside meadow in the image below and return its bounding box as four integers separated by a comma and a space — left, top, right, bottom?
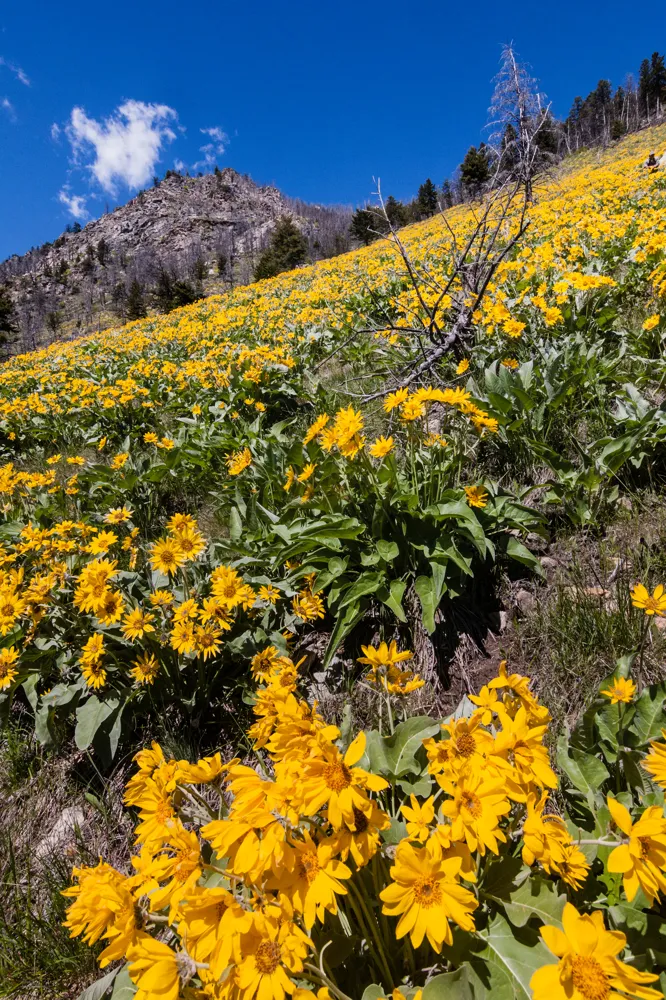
2, 124, 666, 1000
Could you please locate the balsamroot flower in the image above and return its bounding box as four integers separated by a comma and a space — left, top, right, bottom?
531, 903, 662, 1000
601, 675, 636, 704
630, 582, 666, 616
380, 837, 477, 951
607, 796, 666, 904
642, 729, 666, 789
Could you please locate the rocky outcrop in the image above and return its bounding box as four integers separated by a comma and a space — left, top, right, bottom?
0, 168, 351, 349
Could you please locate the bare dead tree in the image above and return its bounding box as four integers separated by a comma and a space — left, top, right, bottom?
487, 44, 554, 202
324, 178, 530, 403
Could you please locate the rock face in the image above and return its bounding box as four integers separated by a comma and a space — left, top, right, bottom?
0, 168, 352, 349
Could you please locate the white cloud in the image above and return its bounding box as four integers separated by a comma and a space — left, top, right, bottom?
65, 99, 178, 194
174, 158, 186, 172
50, 122, 61, 141
0, 57, 30, 86
193, 124, 228, 169
58, 187, 89, 220
1, 97, 15, 120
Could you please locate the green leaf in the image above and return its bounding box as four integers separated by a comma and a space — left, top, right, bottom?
415, 574, 438, 634
364, 717, 440, 779
110, 967, 136, 1000
377, 579, 407, 622
632, 682, 666, 746
75, 696, 119, 751
322, 603, 365, 668
376, 539, 399, 562
22, 673, 39, 712
503, 877, 566, 929
505, 536, 544, 576
337, 572, 383, 610
361, 987, 385, 1000
422, 968, 473, 1000
77, 968, 120, 1000
229, 507, 243, 541
472, 913, 557, 1000
557, 735, 609, 806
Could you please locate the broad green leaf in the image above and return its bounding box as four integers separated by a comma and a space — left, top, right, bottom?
322, 602, 365, 668
557, 736, 609, 805
364, 717, 440, 779
77, 968, 120, 1000
377, 579, 407, 622
503, 876, 566, 929
377, 539, 399, 561
505, 536, 544, 575
361, 987, 384, 1000
422, 968, 473, 1000
472, 913, 557, 1000
337, 572, 383, 610
75, 696, 119, 751
415, 574, 438, 633
632, 683, 666, 746
22, 673, 39, 712
229, 507, 243, 541
110, 967, 136, 999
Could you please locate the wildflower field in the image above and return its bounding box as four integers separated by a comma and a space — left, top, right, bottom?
3, 124, 666, 999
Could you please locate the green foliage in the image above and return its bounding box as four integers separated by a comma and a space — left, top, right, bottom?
255, 216, 308, 280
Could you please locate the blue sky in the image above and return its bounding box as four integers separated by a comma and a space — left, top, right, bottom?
0, 1, 664, 259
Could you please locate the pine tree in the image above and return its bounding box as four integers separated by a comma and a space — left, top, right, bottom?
254, 217, 308, 280
416, 179, 438, 218
349, 207, 379, 245
0, 285, 17, 356
639, 58, 651, 118
126, 280, 147, 321
97, 239, 110, 266
460, 146, 490, 199
441, 180, 454, 209
650, 52, 666, 112
384, 196, 409, 228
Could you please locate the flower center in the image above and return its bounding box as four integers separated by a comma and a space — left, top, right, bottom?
413, 876, 442, 908
324, 760, 353, 792
298, 852, 321, 884
353, 807, 369, 833
461, 792, 482, 818
255, 941, 281, 975
571, 956, 610, 1000
639, 836, 652, 860
455, 733, 476, 757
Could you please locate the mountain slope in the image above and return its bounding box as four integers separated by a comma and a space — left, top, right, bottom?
0, 168, 351, 349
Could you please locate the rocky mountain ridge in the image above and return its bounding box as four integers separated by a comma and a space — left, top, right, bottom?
0, 168, 352, 350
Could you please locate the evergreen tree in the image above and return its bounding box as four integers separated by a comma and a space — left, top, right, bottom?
97, 239, 110, 266
254, 217, 308, 280
170, 280, 201, 309
460, 145, 490, 199
384, 196, 409, 228
126, 280, 147, 321
500, 123, 519, 171
416, 178, 438, 218
639, 58, 651, 117
81, 245, 96, 277
650, 52, 666, 110
191, 256, 207, 282
534, 111, 560, 156
349, 207, 379, 245
0, 286, 17, 355
441, 180, 454, 209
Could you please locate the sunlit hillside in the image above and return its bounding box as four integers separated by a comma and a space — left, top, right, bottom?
2, 124, 666, 1000
1, 124, 665, 439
